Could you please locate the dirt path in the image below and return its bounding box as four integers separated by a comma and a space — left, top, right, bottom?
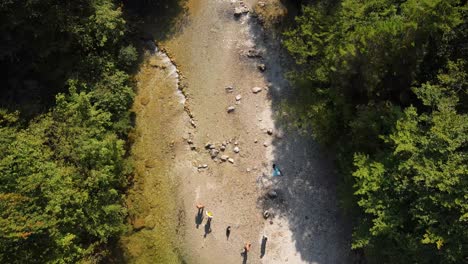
125, 0, 353, 263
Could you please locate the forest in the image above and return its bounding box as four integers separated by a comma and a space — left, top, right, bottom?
0, 0, 137, 262
284, 0, 467, 263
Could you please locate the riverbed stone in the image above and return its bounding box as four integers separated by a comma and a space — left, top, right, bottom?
210, 149, 219, 158
140, 97, 150, 106
252, 87, 263, 93
234, 7, 243, 17
247, 49, 262, 58
267, 190, 278, 199
133, 218, 146, 231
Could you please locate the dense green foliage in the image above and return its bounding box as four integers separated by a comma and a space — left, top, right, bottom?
0, 0, 137, 262
284, 0, 467, 262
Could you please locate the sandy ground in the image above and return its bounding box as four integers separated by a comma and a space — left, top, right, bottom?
125, 0, 353, 263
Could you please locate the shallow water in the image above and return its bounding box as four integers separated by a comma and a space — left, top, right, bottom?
119, 45, 188, 263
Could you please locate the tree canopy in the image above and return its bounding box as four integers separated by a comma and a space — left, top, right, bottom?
284, 0, 467, 262
0, 0, 137, 262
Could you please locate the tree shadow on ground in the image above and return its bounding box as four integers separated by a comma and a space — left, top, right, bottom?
124, 0, 189, 43
245, 4, 356, 263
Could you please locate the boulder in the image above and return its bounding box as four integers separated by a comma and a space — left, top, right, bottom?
252, 87, 263, 93
267, 190, 278, 199
234, 7, 243, 17
247, 49, 262, 58
210, 149, 219, 158
133, 218, 146, 231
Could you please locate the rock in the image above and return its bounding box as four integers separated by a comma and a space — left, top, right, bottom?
220, 145, 226, 151
275, 130, 284, 139
133, 218, 146, 231
145, 159, 157, 168
267, 129, 273, 135
263, 210, 270, 219
263, 142, 268, 147
228, 158, 234, 164
246, 168, 251, 172
220, 155, 229, 161
210, 149, 219, 158
258, 1, 266, 7
190, 145, 196, 150
247, 49, 262, 58
227, 106, 236, 113
209, 144, 216, 149
140, 97, 150, 105
267, 190, 278, 199
234, 7, 243, 17
198, 164, 208, 169
190, 119, 197, 128
225, 86, 234, 93
258, 64, 266, 71
252, 87, 263, 93
187, 138, 193, 144
234, 141, 238, 145
205, 143, 213, 149
235, 94, 242, 101
233, 146, 240, 153
254, 139, 258, 143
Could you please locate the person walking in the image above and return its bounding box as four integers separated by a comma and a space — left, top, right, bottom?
243, 242, 251, 253
272, 164, 283, 177
196, 203, 205, 213
206, 211, 213, 219
195, 203, 205, 229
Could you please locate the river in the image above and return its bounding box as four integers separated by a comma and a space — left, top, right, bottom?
121, 0, 352, 263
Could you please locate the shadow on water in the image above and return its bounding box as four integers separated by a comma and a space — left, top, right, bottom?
247, 3, 355, 263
